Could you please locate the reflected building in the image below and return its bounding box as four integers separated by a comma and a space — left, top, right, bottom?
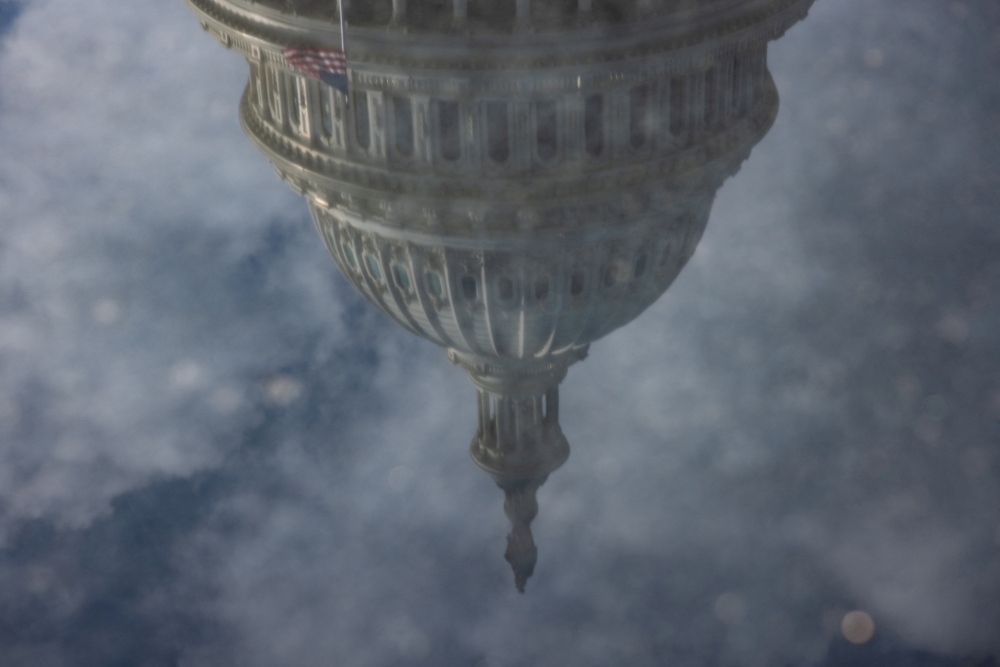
185, 0, 811, 591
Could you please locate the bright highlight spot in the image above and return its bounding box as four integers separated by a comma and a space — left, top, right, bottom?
841, 610, 875, 644
264, 375, 303, 406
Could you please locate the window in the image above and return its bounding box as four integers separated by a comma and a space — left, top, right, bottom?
461, 275, 477, 300
486, 102, 509, 163
364, 253, 382, 280
535, 277, 549, 301
536, 100, 557, 161
267, 68, 283, 124
355, 93, 370, 148
439, 101, 460, 161
394, 96, 413, 157
704, 69, 716, 126
393, 264, 411, 291
635, 254, 648, 278
343, 243, 358, 270
604, 264, 618, 288
570, 272, 586, 296
585, 94, 603, 156
498, 278, 514, 302
732, 55, 746, 115
292, 76, 310, 137
629, 85, 647, 148
321, 90, 334, 138
670, 77, 685, 136
426, 272, 444, 298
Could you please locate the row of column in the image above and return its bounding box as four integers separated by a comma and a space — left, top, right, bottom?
477, 388, 560, 456
248, 48, 766, 172
367, 0, 653, 27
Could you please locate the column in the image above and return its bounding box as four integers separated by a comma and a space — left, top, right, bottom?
453, 0, 467, 25
391, 0, 406, 25
412, 96, 433, 165
515, 0, 530, 30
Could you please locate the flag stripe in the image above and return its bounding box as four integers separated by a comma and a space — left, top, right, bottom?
282, 46, 349, 97
282, 47, 346, 78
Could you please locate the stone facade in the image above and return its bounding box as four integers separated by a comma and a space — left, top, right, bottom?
185, 0, 812, 590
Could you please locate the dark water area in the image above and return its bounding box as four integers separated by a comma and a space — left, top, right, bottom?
0, 0, 997, 665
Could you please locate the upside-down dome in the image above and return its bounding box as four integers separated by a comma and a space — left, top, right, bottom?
186, 0, 813, 590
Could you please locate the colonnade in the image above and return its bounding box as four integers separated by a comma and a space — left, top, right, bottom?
246, 46, 768, 176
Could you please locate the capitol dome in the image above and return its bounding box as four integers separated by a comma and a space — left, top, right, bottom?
186, 0, 812, 590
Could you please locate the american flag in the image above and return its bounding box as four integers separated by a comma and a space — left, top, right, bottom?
281, 47, 348, 97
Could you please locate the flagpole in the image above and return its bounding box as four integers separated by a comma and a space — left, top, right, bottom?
338, 0, 346, 54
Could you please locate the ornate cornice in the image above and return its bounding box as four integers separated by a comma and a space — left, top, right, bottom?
185, 0, 812, 71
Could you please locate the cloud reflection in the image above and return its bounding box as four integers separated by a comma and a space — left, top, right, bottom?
0, 0, 997, 664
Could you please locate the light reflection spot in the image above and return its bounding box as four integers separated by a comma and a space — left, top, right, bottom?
841, 610, 875, 644
264, 375, 302, 406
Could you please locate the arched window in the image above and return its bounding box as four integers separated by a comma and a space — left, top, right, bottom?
570, 271, 586, 296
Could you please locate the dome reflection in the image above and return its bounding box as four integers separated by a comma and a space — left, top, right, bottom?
186, 0, 812, 591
